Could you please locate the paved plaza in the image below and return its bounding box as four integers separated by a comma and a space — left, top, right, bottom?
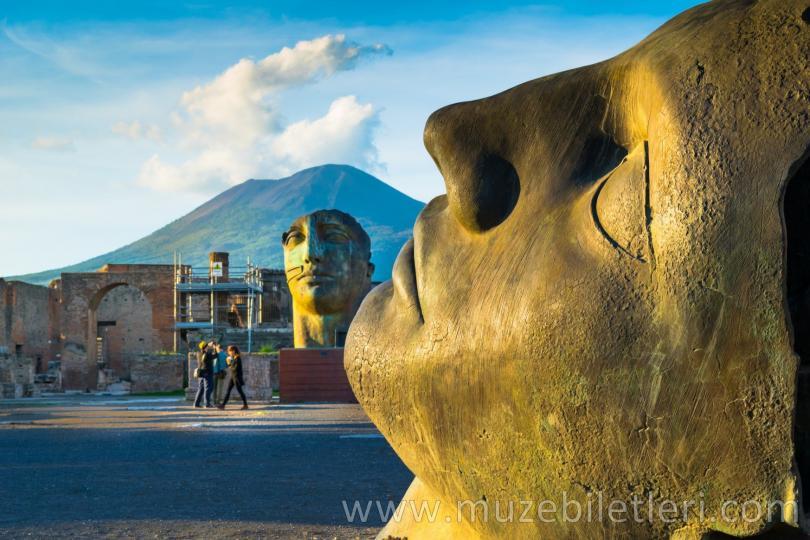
0, 395, 412, 539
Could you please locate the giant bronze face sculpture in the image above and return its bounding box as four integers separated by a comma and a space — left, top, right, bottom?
346, 1, 810, 538
283, 209, 374, 348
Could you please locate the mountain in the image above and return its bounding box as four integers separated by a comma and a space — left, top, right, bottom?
11, 165, 425, 285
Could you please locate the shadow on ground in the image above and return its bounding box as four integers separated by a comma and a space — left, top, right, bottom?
0, 397, 412, 538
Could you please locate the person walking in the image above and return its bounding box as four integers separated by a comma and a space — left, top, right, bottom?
193, 341, 215, 408
218, 345, 248, 410
212, 342, 227, 405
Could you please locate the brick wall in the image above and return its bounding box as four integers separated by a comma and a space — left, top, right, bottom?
0, 280, 7, 354
0, 356, 38, 398
96, 285, 159, 380
129, 354, 184, 393
0, 279, 60, 372
59, 265, 175, 390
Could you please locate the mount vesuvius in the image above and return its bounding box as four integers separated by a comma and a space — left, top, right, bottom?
11, 165, 425, 285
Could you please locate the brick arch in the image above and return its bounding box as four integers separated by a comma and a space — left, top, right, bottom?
59, 265, 175, 390
88, 282, 131, 311
89, 282, 158, 383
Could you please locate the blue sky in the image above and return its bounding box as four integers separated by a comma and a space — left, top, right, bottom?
0, 0, 703, 276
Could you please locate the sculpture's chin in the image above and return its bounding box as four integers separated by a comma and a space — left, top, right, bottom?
296, 289, 346, 316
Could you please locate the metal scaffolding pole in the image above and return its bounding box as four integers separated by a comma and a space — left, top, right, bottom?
173, 254, 263, 351
172, 251, 177, 353
247, 257, 253, 353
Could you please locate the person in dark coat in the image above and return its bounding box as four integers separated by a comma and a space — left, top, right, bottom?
193, 341, 216, 408
218, 345, 248, 410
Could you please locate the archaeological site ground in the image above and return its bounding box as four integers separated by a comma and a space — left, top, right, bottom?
2, 0, 810, 539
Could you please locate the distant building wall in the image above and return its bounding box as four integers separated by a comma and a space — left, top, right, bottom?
3, 259, 296, 392
130, 354, 184, 393
59, 265, 175, 390
260, 269, 292, 325
0, 279, 60, 372
0, 355, 38, 398
0, 280, 10, 353
188, 295, 210, 322
96, 285, 158, 381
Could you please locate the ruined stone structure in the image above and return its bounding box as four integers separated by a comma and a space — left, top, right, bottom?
129, 354, 184, 394
0, 279, 60, 372
96, 285, 159, 381
57, 264, 175, 390
0, 354, 38, 398
1, 254, 294, 395
346, 1, 810, 537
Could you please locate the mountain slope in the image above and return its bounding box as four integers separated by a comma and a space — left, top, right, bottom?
12, 165, 425, 285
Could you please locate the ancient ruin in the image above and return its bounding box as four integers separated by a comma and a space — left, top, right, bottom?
0, 279, 60, 373
282, 210, 374, 348
345, 0, 810, 537
59, 264, 175, 390
0, 253, 294, 394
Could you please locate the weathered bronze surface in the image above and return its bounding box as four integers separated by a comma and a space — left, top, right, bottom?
283, 210, 373, 348
345, 1, 810, 538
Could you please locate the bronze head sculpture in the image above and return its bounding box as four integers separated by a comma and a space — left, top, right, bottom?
282, 209, 374, 348
345, 0, 810, 537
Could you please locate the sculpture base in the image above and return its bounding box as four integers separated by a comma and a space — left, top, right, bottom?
278, 348, 356, 403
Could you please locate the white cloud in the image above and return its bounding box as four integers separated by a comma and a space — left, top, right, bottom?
137, 149, 255, 192
112, 120, 162, 142
137, 34, 391, 192
31, 136, 75, 152
138, 95, 381, 192
271, 95, 379, 174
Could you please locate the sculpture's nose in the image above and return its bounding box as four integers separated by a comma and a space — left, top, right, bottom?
423, 102, 520, 233
303, 230, 325, 265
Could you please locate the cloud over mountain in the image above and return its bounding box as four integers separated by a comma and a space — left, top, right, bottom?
136, 34, 392, 193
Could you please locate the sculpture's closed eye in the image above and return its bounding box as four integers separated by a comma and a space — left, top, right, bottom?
320, 224, 353, 243
590, 143, 651, 263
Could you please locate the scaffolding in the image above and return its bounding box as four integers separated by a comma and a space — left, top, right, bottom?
172, 253, 264, 353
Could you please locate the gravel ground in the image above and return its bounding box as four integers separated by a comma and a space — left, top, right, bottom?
0, 396, 412, 539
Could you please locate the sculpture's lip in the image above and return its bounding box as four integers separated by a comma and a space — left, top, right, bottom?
391, 236, 424, 322
297, 272, 336, 286
297, 270, 335, 280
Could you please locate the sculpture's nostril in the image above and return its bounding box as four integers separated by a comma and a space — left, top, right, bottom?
449, 153, 520, 232
802, 7, 810, 24
424, 105, 520, 233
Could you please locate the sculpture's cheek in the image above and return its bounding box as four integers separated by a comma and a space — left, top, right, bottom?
347, 243, 654, 504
